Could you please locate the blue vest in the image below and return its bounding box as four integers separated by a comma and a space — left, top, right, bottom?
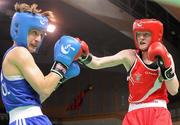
0, 47, 41, 112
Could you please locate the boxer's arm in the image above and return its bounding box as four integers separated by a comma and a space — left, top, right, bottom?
86, 49, 136, 71
164, 55, 179, 95
9, 47, 61, 100
76, 38, 135, 71
40, 62, 80, 103
148, 42, 179, 95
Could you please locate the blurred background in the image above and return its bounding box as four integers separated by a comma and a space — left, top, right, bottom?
0, 0, 180, 124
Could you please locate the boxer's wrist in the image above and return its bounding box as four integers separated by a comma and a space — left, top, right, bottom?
160, 66, 175, 80
157, 56, 175, 80
50, 61, 67, 78
78, 53, 92, 65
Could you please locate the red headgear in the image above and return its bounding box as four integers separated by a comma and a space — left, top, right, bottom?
133, 19, 163, 50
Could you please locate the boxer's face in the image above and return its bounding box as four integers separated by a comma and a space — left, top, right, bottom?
27, 29, 44, 53
136, 31, 152, 51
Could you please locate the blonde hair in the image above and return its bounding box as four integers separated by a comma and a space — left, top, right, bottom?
14, 3, 56, 23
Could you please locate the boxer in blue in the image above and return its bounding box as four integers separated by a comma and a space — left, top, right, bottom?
1, 3, 81, 125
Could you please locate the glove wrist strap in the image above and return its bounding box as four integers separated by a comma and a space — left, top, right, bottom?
79, 53, 92, 65
157, 57, 174, 80
51, 61, 67, 78
161, 67, 175, 80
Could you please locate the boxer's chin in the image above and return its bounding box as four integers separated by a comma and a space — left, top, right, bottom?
138, 44, 149, 51
28, 45, 38, 53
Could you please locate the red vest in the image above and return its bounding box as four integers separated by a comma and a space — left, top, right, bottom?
127, 54, 168, 103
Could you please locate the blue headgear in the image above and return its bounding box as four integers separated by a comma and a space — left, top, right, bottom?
10, 12, 49, 47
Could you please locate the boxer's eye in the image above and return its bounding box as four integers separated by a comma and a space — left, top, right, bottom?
136, 32, 151, 38
29, 30, 45, 39
31, 30, 41, 35
144, 32, 151, 37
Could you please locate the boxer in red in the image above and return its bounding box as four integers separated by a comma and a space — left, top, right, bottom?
77, 19, 179, 125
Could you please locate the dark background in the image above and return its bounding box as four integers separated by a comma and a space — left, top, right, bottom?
0, 0, 180, 124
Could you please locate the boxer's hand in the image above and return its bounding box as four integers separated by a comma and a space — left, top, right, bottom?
60, 62, 80, 83
75, 37, 92, 65
148, 42, 175, 80
51, 36, 81, 77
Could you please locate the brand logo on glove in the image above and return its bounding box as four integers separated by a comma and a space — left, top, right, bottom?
61, 44, 75, 54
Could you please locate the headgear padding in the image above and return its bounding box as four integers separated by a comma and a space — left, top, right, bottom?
10, 12, 48, 47
133, 19, 163, 50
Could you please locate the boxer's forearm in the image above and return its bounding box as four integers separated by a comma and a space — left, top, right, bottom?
165, 74, 179, 96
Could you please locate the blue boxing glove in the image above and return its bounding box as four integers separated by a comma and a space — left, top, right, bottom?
55, 62, 80, 89
60, 62, 80, 83
51, 35, 81, 77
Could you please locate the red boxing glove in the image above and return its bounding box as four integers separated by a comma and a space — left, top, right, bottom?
80, 40, 90, 56
148, 42, 171, 68
74, 38, 83, 60
75, 37, 92, 64
148, 42, 174, 80
74, 49, 82, 61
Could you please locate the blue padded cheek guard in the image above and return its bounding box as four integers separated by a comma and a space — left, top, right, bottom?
10, 12, 49, 48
